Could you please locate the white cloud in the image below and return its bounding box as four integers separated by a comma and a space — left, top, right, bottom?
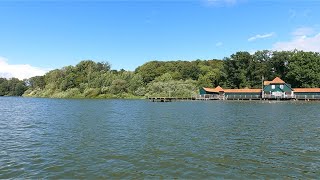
0, 57, 48, 80
273, 27, 320, 52
215, 42, 223, 47
248, 32, 275, 42
249, 49, 257, 55
273, 33, 320, 52
292, 27, 315, 36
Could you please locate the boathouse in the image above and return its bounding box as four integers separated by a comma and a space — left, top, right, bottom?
262, 77, 294, 99
200, 77, 320, 100
199, 86, 261, 100
293, 88, 320, 100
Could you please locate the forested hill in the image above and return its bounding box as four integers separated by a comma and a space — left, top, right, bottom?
20, 59, 222, 98
1, 50, 320, 98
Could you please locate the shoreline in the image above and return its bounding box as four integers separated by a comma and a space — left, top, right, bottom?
16, 96, 320, 102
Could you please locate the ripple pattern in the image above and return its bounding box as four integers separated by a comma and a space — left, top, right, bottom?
0, 97, 319, 178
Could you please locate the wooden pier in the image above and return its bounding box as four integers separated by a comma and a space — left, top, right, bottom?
149, 95, 320, 102
148, 97, 196, 102
196, 94, 224, 100
295, 95, 320, 101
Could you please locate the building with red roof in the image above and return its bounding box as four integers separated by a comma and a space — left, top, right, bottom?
200, 77, 320, 100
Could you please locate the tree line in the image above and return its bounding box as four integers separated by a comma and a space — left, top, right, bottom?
221, 50, 320, 88
0, 78, 27, 96
0, 50, 319, 98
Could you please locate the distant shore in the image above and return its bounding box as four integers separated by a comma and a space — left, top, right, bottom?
22, 93, 145, 99
2, 50, 319, 99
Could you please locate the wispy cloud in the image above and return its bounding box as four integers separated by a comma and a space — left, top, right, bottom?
203, 0, 239, 7
248, 32, 275, 42
0, 57, 49, 80
215, 42, 223, 47
288, 9, 312, 21
292, 27, 315, 36
273, 27, 320, 52
289, 9, 296, 19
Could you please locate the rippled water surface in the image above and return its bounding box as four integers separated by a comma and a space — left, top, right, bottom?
0, 97, 319, 178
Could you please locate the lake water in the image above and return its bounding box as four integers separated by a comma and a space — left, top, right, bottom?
0, 97, 319, 179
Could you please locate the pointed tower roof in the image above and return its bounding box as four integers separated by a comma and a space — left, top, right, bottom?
215, 86, 224, 92
271, 77, 285, 84
264, 77, 285, 85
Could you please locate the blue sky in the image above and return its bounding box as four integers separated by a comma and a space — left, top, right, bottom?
0, 0, 320, 79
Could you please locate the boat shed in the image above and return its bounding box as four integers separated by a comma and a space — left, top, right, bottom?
293, 88, 320, 100
199, 86, 224, 95
262, 77, 294, 98
199, 76, 320, 100
200, 86, 262, 100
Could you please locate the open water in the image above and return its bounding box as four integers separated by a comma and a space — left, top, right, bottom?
0, 97, 319, 178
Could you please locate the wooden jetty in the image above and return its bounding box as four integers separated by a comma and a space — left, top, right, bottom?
148, 97, 196, 102
196, 94, 223, 100
149, 94, 320, 102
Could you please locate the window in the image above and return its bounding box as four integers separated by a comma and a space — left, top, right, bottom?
280, 85, 284, 89
271, 85, 275, 89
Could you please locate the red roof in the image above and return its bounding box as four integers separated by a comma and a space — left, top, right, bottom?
215, 86, 224, 92
272, 77, 285, 84
202, 87, 218, 93
203, 86, 225, 93
293, 88, 320, 93
263, 81, 272, 86
264, 77, 285, 85
203, 86, 261, 93
224, 89, 262, 93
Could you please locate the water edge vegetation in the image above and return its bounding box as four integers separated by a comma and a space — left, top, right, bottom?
0, 50, 320, 99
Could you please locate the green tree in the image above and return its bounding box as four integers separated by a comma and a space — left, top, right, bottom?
29, 76, 46, 89
110, 79, 128, 94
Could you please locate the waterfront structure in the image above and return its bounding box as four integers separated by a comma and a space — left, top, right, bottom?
294, 88, 320, 99
199, 77, 320, 100
262, 77, 294, 98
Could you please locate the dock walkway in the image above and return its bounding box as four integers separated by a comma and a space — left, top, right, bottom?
149, 95, 320, 102
148, 97, 196, 102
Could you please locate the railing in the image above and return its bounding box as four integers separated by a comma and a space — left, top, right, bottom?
197, 94, 320, 101
196, 94, 223, 100
295, 95, 320, 100
225, 95, 261, 100
262, 94, 296, 99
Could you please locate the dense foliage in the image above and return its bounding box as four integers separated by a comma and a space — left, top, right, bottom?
0, 78, 27, 96
221, 50, 320, 88
21, 59, 221, 98
1, 50, 320, 98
